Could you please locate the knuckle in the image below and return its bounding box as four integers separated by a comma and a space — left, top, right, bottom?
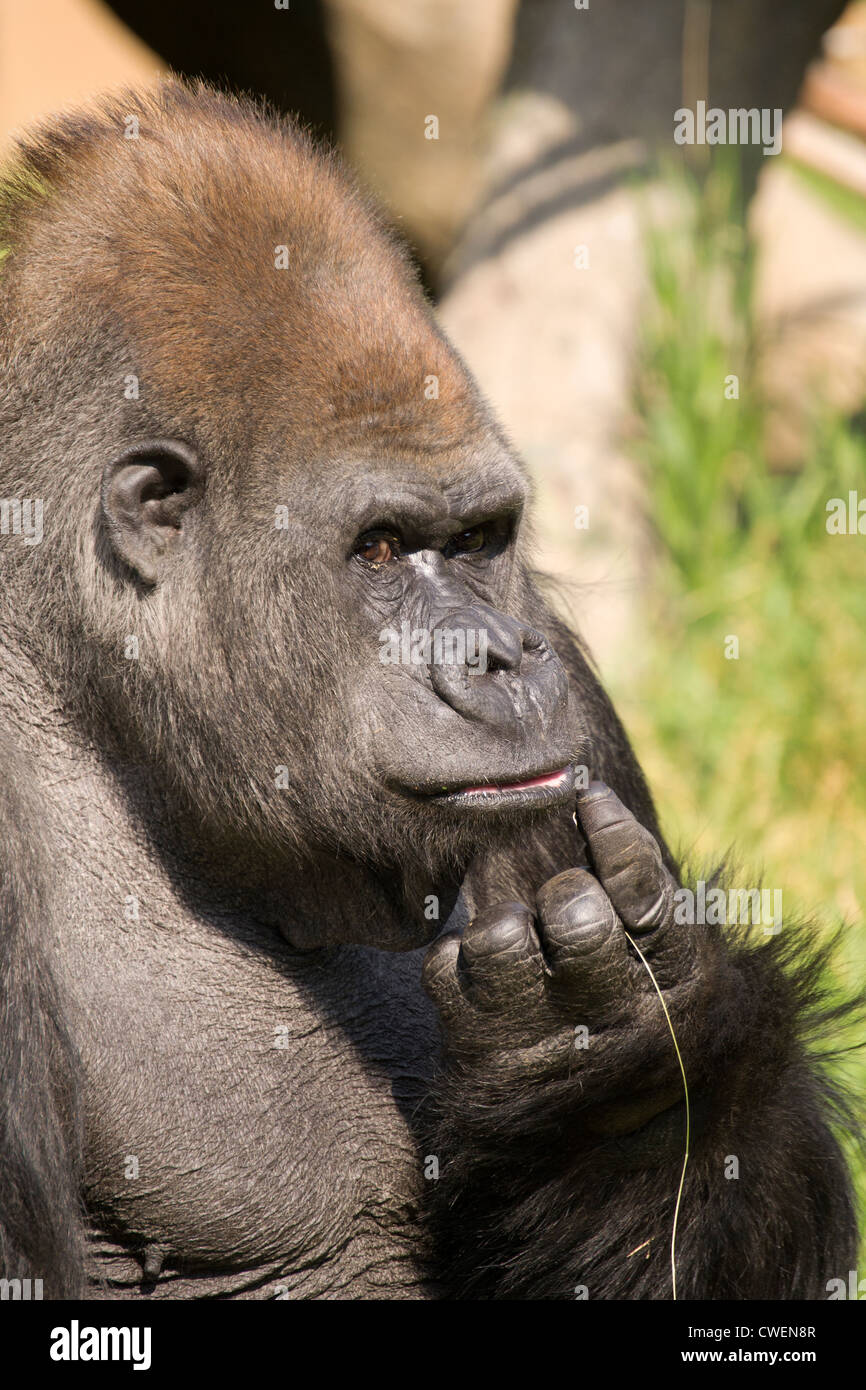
601, 822, 660, 878
537, 869, 610, 927
633, 877, 676, 929
460, 903, 535, 963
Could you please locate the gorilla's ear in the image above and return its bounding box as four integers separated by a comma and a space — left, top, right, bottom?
101, 440, 204, 585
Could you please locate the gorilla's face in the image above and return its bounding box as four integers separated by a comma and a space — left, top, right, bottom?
332, 454, 580, 818
98, 422, 584, 918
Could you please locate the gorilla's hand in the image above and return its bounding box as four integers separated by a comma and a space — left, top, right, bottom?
423, 781, 717, 1138
422, 784, 856, 1299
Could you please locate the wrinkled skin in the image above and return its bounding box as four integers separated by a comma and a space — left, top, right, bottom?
0, 84, 857, 1300
426, 783, 702, 1138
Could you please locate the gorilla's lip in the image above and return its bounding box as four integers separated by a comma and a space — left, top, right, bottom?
459, 766, 572, 796
411, 764, 575, 808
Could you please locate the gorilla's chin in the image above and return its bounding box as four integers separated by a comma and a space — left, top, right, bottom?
259, 837, 466, 952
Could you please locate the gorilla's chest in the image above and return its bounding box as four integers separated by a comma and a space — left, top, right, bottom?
60, 912, 439, 1298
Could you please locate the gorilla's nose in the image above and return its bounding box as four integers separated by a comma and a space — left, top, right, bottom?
428, 607, 569, 730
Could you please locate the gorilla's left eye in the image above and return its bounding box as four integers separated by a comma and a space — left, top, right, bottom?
446, 526, 486, 556
353, 532, 400, 566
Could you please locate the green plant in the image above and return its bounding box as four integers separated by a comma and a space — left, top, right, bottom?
616, 156, 866, 1250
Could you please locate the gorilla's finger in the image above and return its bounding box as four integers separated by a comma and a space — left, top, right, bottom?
575, 782, 677, 935
457, 902, 545, 1009
535, 869, 635, 1014
421, 931, 466, 1020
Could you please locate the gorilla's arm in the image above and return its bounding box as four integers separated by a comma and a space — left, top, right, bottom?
0, 740, 83, 1296
423, 782, 858, 1298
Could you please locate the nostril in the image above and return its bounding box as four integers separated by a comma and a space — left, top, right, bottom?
485, 653, 510, 676
427, 610, 568, 731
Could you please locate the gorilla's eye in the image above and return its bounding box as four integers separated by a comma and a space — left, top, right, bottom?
446, 526, 486, 556
354, 532, 400, 566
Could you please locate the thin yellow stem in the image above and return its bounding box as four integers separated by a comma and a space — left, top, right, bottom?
623, 930, 691, 1301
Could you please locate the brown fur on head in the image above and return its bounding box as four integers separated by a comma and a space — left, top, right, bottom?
0, 79, 487, 465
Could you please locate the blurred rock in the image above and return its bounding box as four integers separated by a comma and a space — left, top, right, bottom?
438, 93, 659, 674
752, 129, 866, 465
324, 0, 518, 273
438, 0, 847, 672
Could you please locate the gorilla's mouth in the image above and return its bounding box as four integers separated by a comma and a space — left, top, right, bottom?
460, 766, 571, 796
418, 764, 575, 811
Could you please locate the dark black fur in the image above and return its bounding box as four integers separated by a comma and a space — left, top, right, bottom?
0, 738, 83, 1296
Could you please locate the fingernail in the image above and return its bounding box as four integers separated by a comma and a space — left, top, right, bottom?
578, 779, 609, 799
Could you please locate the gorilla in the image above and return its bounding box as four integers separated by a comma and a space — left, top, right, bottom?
0, 83, 857, 1300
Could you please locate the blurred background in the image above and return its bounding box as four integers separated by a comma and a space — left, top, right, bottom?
2, 0, 865, 1248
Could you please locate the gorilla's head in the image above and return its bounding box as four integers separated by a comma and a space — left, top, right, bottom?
0, 83, 587, 947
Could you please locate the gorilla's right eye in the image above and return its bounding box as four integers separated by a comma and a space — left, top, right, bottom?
353, 533, 400, 566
